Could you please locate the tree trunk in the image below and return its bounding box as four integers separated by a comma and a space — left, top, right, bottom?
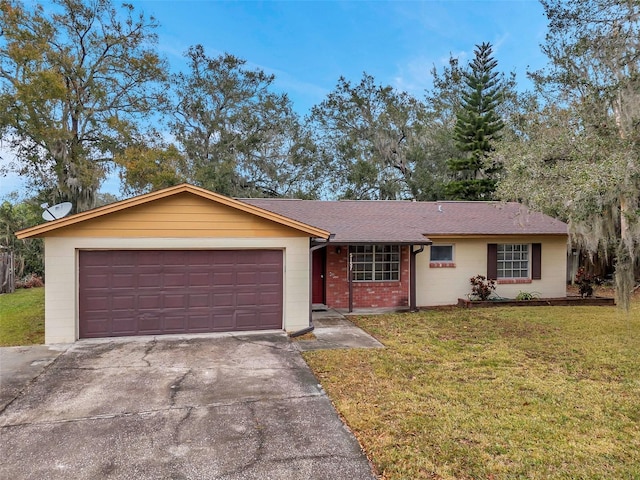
616, 196, 637, 311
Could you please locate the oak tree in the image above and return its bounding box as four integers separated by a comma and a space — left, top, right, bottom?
169, 46, 321, 198
496, 0, 640, 309
309, 73, 424, 200
0, 0, 167, 211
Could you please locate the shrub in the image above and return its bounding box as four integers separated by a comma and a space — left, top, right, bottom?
469, 275, 496, 300
16, 274, 44, 289
575, 267, 596, 298
515, 291, 540, 301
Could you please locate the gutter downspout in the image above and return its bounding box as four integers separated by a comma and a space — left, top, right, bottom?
410, 244, 425, 312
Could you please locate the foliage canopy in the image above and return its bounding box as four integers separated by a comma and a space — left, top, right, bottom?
0, 0, 167, 211
496, 0, 640, 309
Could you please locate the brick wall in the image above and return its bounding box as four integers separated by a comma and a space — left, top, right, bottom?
324, 245, 410, 309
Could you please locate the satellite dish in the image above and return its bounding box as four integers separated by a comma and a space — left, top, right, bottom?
42, 202, 73, 221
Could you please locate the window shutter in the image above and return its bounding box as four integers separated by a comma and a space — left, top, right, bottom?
487, 244, 497, 280
532, 243, 542, 280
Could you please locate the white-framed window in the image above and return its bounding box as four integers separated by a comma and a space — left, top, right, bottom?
430, 245, 454, 262
497, 244, 529, 278
350, 245, 400, 282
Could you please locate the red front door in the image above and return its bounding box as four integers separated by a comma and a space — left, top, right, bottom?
312, 249, 325, 304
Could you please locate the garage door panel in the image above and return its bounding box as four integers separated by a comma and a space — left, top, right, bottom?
84, 319, 112, 336
164, 273, 187, 286
189, 272, 211, 287
83, 295, 109, 312
136, 251, 162, 265
79, 250, 283, 338
212, 271, 233, 284
165, 316, 187, 331
212, 292, 233, 307
164, 294, 186, 309
111, 274, 135, 288
112, 295, 135, 310
187, 314, 211, 331
186, 250, 212, 265
138, 314, 162, 334
259, 312, 281, 328
110, 319, 137, 335
138, 273, 161, 288
189, 293, 211, 307
259, 271, 281, 283
260, 291, 281, 304
236, 292, 257, 306
138, 295, 161, 309
236, 312, 259, 329
82, 273, 110, 288
110, 251, 136, 266
237, 271, 258, 285
163, 251, 188, 266
211, 312, 235, 330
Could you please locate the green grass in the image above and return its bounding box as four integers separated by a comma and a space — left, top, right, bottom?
303, 305, 640, 480
0, 287, 45, 346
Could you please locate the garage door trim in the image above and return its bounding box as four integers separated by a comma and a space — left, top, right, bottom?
79, 249, 284, 338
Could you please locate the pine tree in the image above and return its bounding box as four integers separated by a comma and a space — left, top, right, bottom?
445, 42, 504, 200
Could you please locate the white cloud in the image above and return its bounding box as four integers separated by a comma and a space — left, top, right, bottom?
392, 49, 472, 98
392, 55, 434, 96
492, 32, 510, 53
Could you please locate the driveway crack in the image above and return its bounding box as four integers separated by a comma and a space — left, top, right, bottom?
169, 369, 191, 406
172, 405, 193, 444
141, 338, 157, 367
217, 401, 266, 478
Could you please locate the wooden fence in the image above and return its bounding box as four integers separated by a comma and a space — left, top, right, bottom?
0, 251, 16, 294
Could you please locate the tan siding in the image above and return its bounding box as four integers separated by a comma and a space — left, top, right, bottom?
416, 236, 568, 306
46, 193, 309, 238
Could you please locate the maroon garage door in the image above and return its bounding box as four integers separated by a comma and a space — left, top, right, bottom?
79, 250, 283, 338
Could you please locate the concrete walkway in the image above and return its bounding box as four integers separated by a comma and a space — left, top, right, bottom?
294, 309, 384, 352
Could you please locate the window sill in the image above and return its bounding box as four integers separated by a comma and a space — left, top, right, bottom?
497, 278, 532, 284
429, 262, 456, 268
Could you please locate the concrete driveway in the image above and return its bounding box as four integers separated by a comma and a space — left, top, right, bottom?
0, 333, 377, 479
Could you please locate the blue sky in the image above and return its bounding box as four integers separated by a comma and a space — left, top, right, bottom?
139, 0, 549, 114
1, 0, 550, 199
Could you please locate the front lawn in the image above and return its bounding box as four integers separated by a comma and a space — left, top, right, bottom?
304, 305, 640, 479
0, 287, 45, 346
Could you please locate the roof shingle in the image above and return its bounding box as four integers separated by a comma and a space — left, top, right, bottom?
241, 199, 568, 244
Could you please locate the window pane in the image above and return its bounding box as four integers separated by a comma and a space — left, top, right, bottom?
430, 245, 453, 262
497, 244, 529, 279
350, 245, 400, 282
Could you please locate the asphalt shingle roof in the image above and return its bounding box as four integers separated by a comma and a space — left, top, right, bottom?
241, 199, 568, 244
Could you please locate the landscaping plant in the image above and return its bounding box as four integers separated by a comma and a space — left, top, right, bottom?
575, 266, 596, 298
515, 290, 540, 301
469, 274, 496, 300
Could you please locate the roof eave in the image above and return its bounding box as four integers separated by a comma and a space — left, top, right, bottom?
15, 184, 331, 240
426, 232, 568, 238
326, 239, 433, 246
